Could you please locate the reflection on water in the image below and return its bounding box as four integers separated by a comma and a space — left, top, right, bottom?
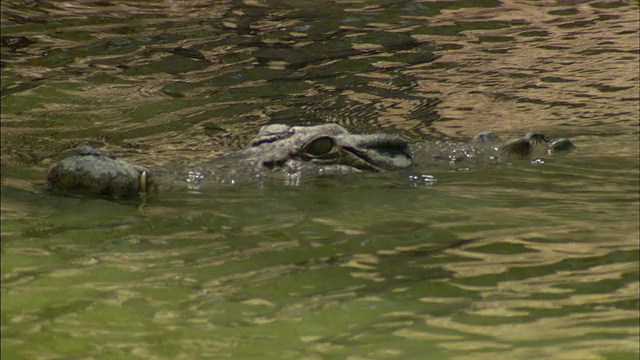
3, 138, 638, 359
1, 0, 639, 359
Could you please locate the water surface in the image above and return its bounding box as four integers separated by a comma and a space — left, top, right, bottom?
1, 1, 638, 359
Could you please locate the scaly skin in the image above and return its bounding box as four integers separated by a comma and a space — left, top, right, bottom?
47, 124, 574, 198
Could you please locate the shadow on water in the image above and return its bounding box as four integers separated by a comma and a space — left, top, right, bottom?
1, 0, 639, 359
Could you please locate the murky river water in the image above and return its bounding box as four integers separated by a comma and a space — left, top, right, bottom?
1, 1, 638, 359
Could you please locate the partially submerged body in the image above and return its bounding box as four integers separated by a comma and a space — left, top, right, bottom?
411, 131, 575, 168
46, 123, 574, 198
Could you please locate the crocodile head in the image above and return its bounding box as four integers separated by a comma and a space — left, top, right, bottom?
47, 123, 413, 198
229, 123, 413, 174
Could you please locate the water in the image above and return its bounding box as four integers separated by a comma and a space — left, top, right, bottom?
1, 1, 639, 359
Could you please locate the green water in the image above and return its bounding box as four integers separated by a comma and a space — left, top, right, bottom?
2, 0, 639, 359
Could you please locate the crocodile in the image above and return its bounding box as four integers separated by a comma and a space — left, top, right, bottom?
46, 123, 574, 198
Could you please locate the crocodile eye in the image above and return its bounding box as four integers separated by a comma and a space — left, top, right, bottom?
304, 137, 334, 157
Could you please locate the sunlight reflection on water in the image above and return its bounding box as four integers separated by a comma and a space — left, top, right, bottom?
1, 0, 638, 359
